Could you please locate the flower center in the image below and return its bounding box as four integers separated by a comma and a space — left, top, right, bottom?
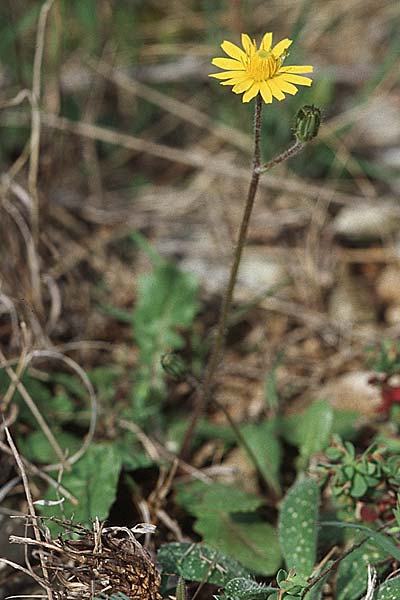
246, 50, 281, 81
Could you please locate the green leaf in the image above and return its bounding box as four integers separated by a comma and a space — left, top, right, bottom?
17, 430, 81, 464
281, 400, 333, 470
157, 542, 251, 586
223, 577, 276, 600
194, 513, 281, 576
336, 542, 386, 600
240, 420, 282, 496
112, 430, 153, 470
278, 477, 319, 578
375, 575, 400, 599
176, 481, 263, 516
132, 261, 199, 411
175, 482, 280, 575
323, 522, 400, 561
350, 472, 368, 498
40, 443, 122, 531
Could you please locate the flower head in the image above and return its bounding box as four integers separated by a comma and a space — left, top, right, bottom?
209, 33, 313, 103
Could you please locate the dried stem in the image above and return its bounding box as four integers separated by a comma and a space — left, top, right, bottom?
29, 0, 54, 247
4, 426, 54, 599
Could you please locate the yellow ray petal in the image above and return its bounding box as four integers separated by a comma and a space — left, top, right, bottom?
280, 73, 312, 86
273, 76, 298, 95
232, 79, 254, 94
211, 57, 245, 70
221, 40, 246, 62
241, 33, 256, 55
271, 38, 293, 58
259, 81, 273, 103
242, 82, 260, 103
220, 75, 249, 86
209, 70, 246, 80
260, 32, 273, 52
268, 78, 286, 100
279, 65, 313, 73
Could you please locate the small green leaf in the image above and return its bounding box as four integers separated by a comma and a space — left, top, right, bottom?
351, 472, 368, 497
278, 477, 319, 578
224, 577, 276, 599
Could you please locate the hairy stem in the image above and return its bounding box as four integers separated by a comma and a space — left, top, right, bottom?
256, 138, 304, 174
179, 95, 263, 460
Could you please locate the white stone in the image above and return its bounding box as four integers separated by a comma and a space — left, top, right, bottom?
332, 203, 400, 241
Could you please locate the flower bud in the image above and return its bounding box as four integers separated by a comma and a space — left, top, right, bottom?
294, 105, 321, 142
161, 352, 187, 380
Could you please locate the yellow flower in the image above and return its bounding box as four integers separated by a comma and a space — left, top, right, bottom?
209, 33, 313, 103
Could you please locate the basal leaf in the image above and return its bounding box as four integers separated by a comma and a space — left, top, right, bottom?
323, 522, 400, 562
194, 513, 281, 576
18, 429, 81, 464
176, 481, 263, 517
278, 477, 319, 578
240, 420, 282, 496
132, 261, 199, 410
157, 542, 251, 586
281, 400, 333, 470
336, 542, 386, 600
40, 443, 122, 531
375, 575, 400, 599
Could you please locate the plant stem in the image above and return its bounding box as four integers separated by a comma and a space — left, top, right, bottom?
256, 138, 304, 174
179, 95, 263, 460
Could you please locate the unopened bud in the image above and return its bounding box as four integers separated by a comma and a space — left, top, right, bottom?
294, 104, 321, 142
161, 352, 187, 380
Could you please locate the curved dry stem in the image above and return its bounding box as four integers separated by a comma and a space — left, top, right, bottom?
1, 192, 43, 315
27, 349, 98, 470
0, 347, 65, 464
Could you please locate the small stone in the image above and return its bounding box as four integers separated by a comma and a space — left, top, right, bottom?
353, 97, 400, 147
329, 275, 377, 323
316, 371, 382, 416
332, 203, 400, 242
182, 252, 287, 299
376, 266, 400, 304
385, 304, 400, 325
236, 252, 286, 299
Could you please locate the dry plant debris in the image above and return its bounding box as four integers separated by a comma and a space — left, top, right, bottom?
9, 519, 162, 600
